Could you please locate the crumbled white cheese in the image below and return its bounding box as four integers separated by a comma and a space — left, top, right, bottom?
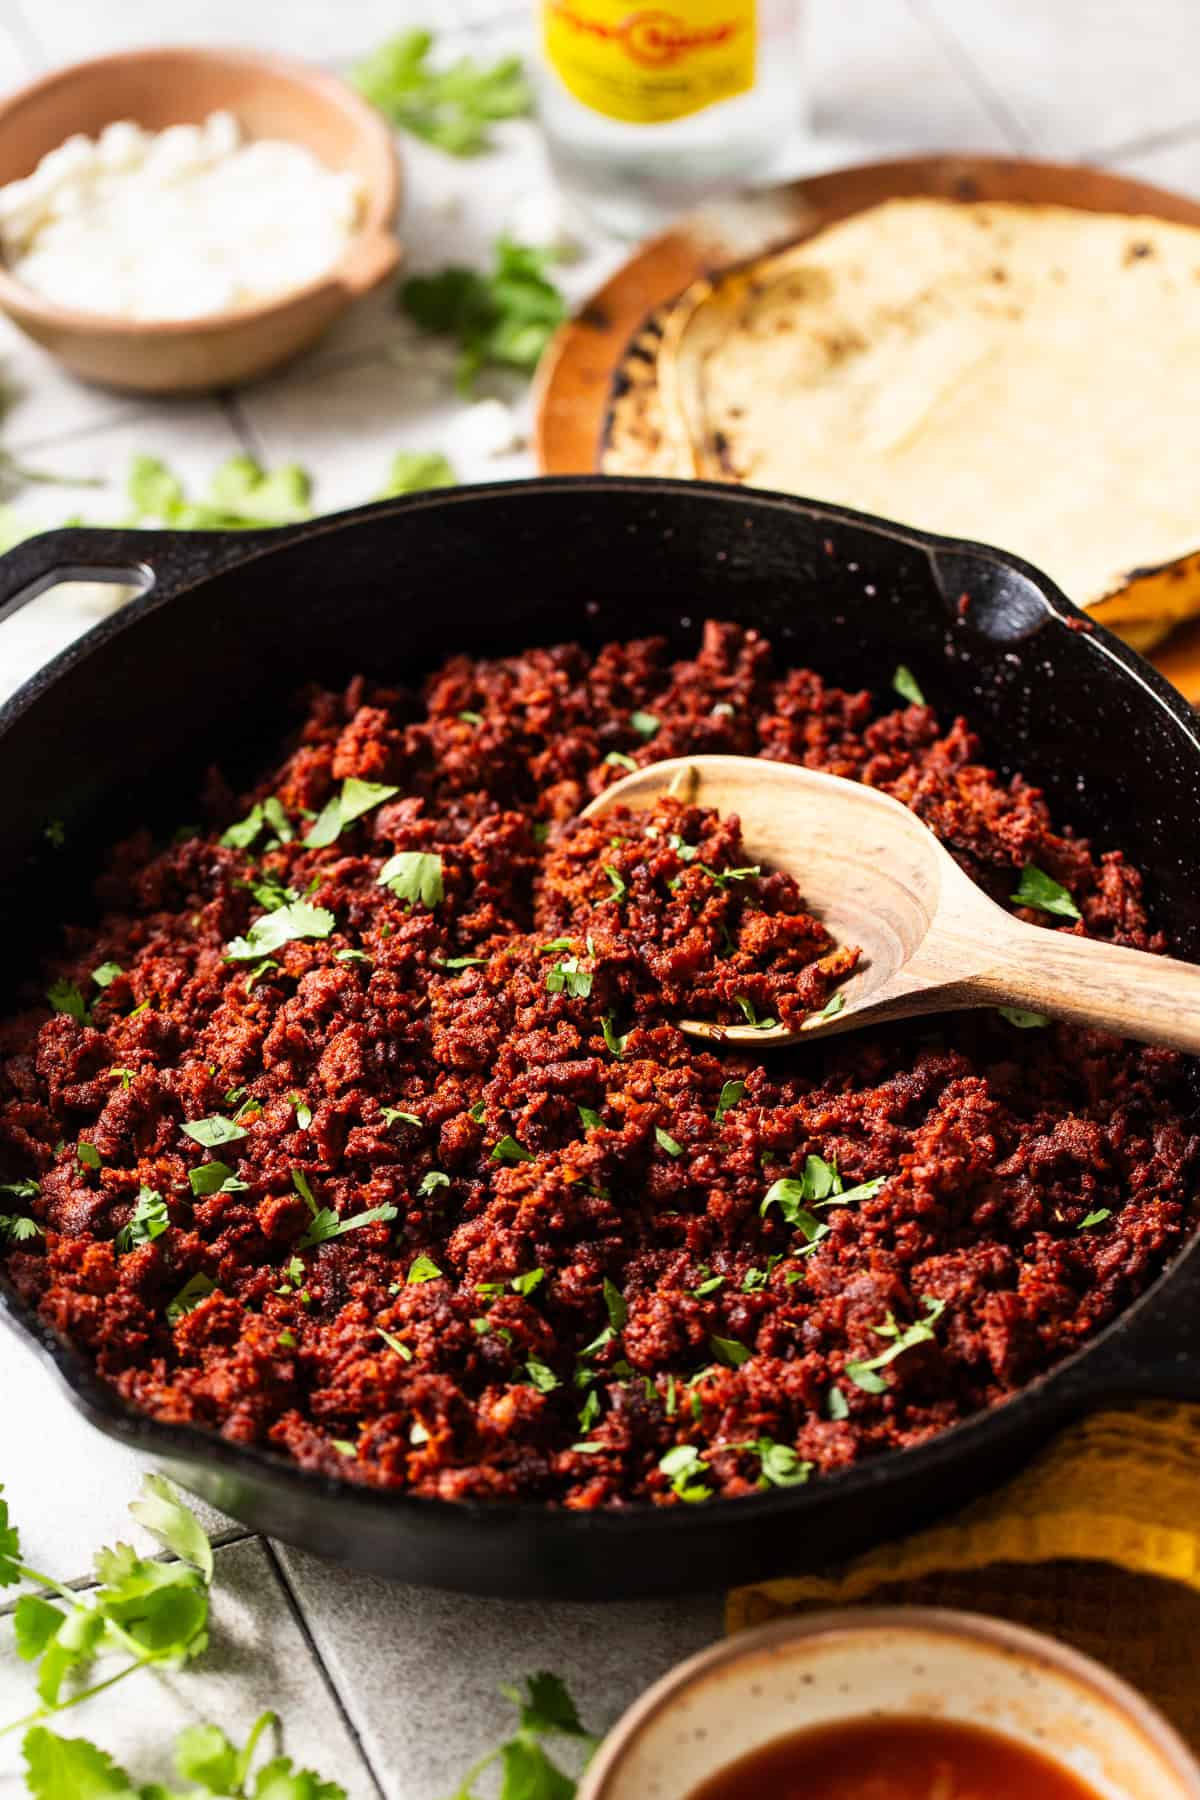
452, 398, 527, 461
0, 112, 365, 321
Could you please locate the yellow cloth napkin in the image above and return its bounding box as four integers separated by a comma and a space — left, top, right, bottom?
727, 1402, 1200, 1743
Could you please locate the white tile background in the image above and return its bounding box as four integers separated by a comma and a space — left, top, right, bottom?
2, 2, 1200, 1794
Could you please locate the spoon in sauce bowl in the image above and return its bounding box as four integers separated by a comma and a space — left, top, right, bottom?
582, 755, 1200, 1052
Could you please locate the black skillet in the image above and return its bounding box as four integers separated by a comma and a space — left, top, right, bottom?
1, 478, 1198, 1599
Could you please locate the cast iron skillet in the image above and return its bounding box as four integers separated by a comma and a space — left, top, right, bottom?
1, 478, 1198, 1600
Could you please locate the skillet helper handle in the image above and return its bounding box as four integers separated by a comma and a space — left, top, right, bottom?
0, 522, 315, 627
970, 917, 1200, 1055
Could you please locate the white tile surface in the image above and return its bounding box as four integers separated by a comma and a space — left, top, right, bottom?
0, 1325, 236, 1587
917, 0, 1200, 158
0, 1538, 377, 1798
1109, 131, 1200, 197
275, 1546, 722, 1800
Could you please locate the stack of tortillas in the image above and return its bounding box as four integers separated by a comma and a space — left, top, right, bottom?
600, 197, 1200, 652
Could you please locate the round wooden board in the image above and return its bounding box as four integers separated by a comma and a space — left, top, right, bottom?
534, 153, 1200, 700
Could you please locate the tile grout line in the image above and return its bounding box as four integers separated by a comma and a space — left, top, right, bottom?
1086, 118, 1200, 167
222, 393, 266, 462
260, 1539, 390, 1800
0, 1527, 261, 1619
904, 0, 1033, 154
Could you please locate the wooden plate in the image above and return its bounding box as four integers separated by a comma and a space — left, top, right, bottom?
534, 153, 1200, 700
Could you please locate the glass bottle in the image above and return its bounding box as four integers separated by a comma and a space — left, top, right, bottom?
535, 0, 803, 239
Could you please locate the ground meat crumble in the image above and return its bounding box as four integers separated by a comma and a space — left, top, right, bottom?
0, 621, 1195, 1509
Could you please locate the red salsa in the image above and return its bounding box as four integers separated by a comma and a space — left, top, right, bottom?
687, 1715, 1103, 1800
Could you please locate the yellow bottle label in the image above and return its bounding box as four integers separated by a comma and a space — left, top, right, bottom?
543, 1, 757, 125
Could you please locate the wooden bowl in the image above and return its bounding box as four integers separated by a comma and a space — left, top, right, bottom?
0, 46, 402, 393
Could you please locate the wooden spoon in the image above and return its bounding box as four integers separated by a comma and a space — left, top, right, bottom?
582, 755, 1200, 1052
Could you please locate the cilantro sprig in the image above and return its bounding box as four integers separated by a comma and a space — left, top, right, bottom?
352, 29, 531, 155
844, 1296, 947, 1393
451, 1671, 597, 1800
21, 1708, 347, 1799
0, 1476, 211, 1742
401, 236, 567, 393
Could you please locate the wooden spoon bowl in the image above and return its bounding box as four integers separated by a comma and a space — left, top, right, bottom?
583, 756, 1200, 1051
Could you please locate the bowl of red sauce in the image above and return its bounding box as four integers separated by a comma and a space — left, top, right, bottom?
577, 1607, 1200, 1800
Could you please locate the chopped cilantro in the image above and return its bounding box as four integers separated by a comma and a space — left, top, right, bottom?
546, 955, 593, 998
491, 1134, 535, 1165
827, 1384, 850, 1421
659, 1444, 710, 1502
46, 980, 86, 1022
183, 1114, 247, 1148
377, 1327, 413, 1361
602, 864, 628, 903
654, 1125, 684, 1157
298, 1202, 397, 1250
379, 450, 459, 496
381, 1106, 421, 1128
419, 1170, 450, 1195
167, 1272, 215, 1324
114, 1187, 169, 1254
408, 1254, 443, 1283
1011, 864, 1082, 921
602, 1277, 627, 1331
734, 995, 777, 1031
604, 751, 637, 772
844, 1296, 946, 1392
577, 1104, 603, 1132
512, 1268, 545, 1296
91, 962, 123, 989
1079, 1208, 1113, 1230
893, 664, 926, 706
77, 1142, 101, 1170
525, 1355, 559, 1394
630, 710, 659, 739
714, 1079, 745, 1125
710, 1334, 750, 1368
601, 1015, 629, 1058
815, 990, 846, 1022
997, 1006, 1050, 1029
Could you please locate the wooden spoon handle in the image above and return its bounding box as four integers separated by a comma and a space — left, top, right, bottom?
970, 919, 1200, 1053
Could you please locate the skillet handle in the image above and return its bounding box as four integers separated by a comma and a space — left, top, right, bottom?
1070, 1242, 1200, 1403
0, 522, 315, 626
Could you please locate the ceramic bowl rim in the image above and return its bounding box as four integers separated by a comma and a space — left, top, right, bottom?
0, 43, 402, 337
577, 1604, 1200, 1800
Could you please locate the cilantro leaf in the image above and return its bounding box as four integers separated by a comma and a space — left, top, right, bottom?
577, 1105, 602, 1133
844, 1296, 947, 1392
658, 1444, 710, 1502
189, 1161, 247, 1196
377, 850, 444, 908
91, 962, 123, 990
997, 1006, 1050, 1028
225, 899, 335, 962
525, 1355, 559, 1394
378, 450, 458, 496
604, 751, 636, 772
400, 236, 566, 392
419, 1170, 450, 1196
21, 1727, 138, 1800
128, 1473, 214, 1582
167, 1272, 216, 1324
600, 1015, 629, 1059
1011, 864, 1082, 921
602, 1277, 626, 1331
46, 980, 87, 1022
0, 1485, 25, 1585
713, 1079, 745, 1125
183, 1114, 247, 1148
1079, 1208, 1113, 1230
814, 991, 845, 1022
491, 1135, 535, 1165
654, 1126, 683, 1157
298, 1203, 397, 1250
129, 452, 311, 530
408, 1254, 443, 1283
630, 711, 659, 740
710, 1334, 750, 1368
734, 995, 777, 1031
893, 664, 925, 706
0, 1212, 42, 1244
352, 29, 531, 155
305, 777, 401, 849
